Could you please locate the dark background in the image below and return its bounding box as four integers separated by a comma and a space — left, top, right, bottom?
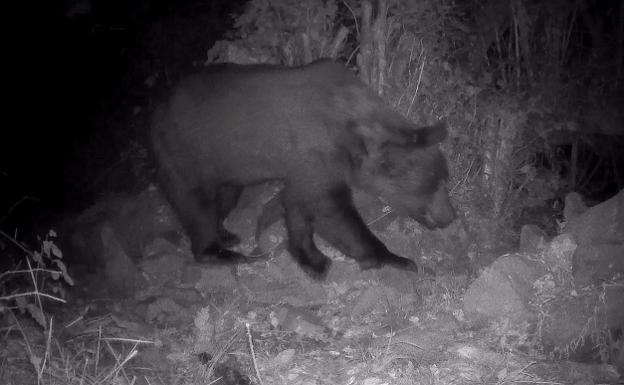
2, 0, 623, 238
3, 0, 244, 224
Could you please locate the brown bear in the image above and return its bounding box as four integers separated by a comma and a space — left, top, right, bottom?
151, 59, 455, 280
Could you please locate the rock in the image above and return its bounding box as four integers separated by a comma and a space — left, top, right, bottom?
192, 265, 237, 293
616, 336, 624, 375
145, 296, 188, 325
101, 225, 142, 296
271, 349, 296, 367
62, 185, 182, 276
140, 252, 186, 285
256, 220, 286, 255
463, 255, 539, 325
180, 264, 202, 286
564, 192, 588, 222
542, 234, 576, 284
143, 236, 184, 259
565, 189, 624, 246
573, 244, 624, 286
563, 189, 624, 287
539, 285, 624, 357
160, 287, 202, 304
350, 286, 389, 319
269, 305, 328, 340
519, 224, 550, 254
239, 271, 327, 306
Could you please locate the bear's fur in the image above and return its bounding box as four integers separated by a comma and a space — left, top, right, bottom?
151, 59, 455, 279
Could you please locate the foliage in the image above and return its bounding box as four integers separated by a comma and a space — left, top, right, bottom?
204, 0, 623, 243
0, 230, 73, 329
382, 0, 622, 231
459, 0, 623, 199
207, 0, 341, 64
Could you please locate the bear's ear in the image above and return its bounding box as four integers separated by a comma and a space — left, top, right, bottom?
352, 111, 447, 148
349, 114, 412, 145
409, 122, 447, 147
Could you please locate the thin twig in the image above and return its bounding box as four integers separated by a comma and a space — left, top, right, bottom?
25, 259, 46, 327
407, 53, 426, 117
0, 196, 39, 225
0, 229, 33, 256
95, 325, 102, 377
9, 310, 39, 381
39, 316, 54, 380
101, 337, 155, 344
246, 323, 263, 385
0, 291, 66, 303
0, 268, 64, 280
342, 0, 359, 37
102, 339, 137, 383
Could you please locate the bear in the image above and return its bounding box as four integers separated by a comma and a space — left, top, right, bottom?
150, 59, 455, 280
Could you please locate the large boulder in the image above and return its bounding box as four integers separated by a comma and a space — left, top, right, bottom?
565, 190, 624, 246
463, 254, 542, 326
564, 190, 624, 286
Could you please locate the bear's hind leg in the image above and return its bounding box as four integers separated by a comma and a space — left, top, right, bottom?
189, 186, 258, 265
215, 184, 243, 248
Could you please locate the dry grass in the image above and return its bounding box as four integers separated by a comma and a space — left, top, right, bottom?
0, 231, 157, 385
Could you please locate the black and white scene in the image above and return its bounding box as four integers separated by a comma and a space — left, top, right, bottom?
1, 0, 623, 384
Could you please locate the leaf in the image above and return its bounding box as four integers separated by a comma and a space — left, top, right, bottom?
64, 273, 75, 286
28, 352, 42, 372
32, 251, 44, 266
50, 242, 63, 259
15, 296, 27, 311
53, 259, 74, 286
497, 367, 508, 380
26, 303, 46, 328
42, 240, 52, 258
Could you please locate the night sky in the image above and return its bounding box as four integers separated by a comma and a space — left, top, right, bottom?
3, 0, 242, 225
